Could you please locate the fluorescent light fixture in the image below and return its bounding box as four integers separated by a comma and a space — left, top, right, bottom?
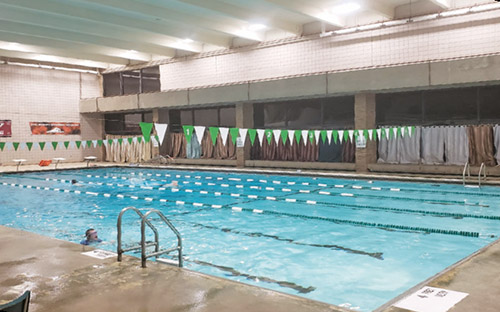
440, 8, 470, 17
248, 23, 267, 31
358, 23, 382, 31
182, 38, 194, 43
470, 3, 500, 12
383, 19, 408, 27
434, 0, 450, 7
411, 13, 439, 22
127, 49, 138, 53
334, 27, 357, 34
319, 31, 334, 38
333, 2, 361, 14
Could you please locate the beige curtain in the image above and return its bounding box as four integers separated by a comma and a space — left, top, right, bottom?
467, 125, 496, 166
105, 135, 153, 163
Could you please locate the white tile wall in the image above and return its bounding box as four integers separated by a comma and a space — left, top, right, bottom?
0, 65, 102, 165
160, 10, 500, 91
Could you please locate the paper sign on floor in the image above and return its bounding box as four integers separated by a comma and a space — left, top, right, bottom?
82, 249, 116, 259
393, 286, 468, 312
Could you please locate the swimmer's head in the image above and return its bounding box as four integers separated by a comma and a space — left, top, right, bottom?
172, 181, 178, 187
71, 179, 78, 184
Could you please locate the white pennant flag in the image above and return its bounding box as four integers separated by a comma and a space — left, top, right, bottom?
103, 140, 108, 147
288, 130, 295, 145
70, 141, 76, 149
239, 128, 248, 144
301, 130, 308, 145
273, 129, 281, 145
113, 139, 118, 145
338, 130, 344, 143
194, 126, 206, 146
348, 130, 354, 143
326, 130, 332, 144
392, 127, 398, 139
132, 137, 138, 144
220, 127, 229, 146
154, 123, 168, 146
368, 129, 374, 141
408, 126, 413, 137
314, 130, 321, 145
257, 129, 265, 146
401, 127, 405, 138
377, 129, 382, 141
92, 140, 98, 148
6, 142, 12, 150
384, 128, 390, 140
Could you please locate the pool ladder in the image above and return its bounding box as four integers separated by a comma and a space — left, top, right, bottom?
117, 206, 183, 268
462, 162, 487, 188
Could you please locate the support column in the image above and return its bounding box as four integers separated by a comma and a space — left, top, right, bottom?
235, 103, 254, 167
152, 108, 159, 157
354, 93, 377, 172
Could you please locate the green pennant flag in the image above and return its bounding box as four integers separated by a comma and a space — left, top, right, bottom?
118, 138, 123, 145
294, 130, 302, 145
332, 130, 339, 144
0, 142, 4, 151
209, 127, 219, 146
86, 140, 92, 148
264, 129, 273, 145
320, 130, 327, 144
137, 137, 142, 143
343, 130, 349, 142
248, 129, 257, 146
52, 142, 58, 150
139, 122, 154, 143
97, 140, 103, 147
183, 125, 194, 144
108, 139, 113, 146
363, 129, 369, 140
127, 137, 133, 145
381, 129, 387, 139
230, 128, 239, 145
281, 130, 289, 145
411, 126, 416, 136
13, 142, 20, 151
308, 130, 315, 144
75, 141, 81, 149
63, 141, 70, 149
397, 127, 402, 138
39, 142, 46, 150
26, 142, 33, 151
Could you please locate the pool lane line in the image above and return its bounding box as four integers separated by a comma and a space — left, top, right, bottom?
46, 175, 486, 208
29, 178, 499, 221
188, 222, 384, 260
2, 182, 480, 238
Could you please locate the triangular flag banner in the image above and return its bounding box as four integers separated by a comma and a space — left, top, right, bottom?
103, 140, 108, 147
401, 127, 405, 138
97, 140, 103, 147
26, 142, 33, 151
348, 130, 354, 143
154, 123, 168, 146
326, 130, 332, 144
127, 137, 133, 145
69, 141, 76, 149
209, 127, 219, 146
6, 142, 12, 150
219, 127, 229, 146
86, 140, 92, 148
314, 130, 321, 145
183, 125, 194, 144
92, 140, 98, 148
363, 130, 369, 141
137, 137, 142, 144
118, 138, 123, 145
51, 142, 58, 150
301, 130, 308, 145
264, 129, 273, 145
294, 130, 302, 145
248, 129, 257, 146
272, 129, 281, 145
13, 142, 20, 151
344, 130, 350, 142
230, 128, 239, 145
39, 142, 46, 150
132, 137, 138, 144
368, 129, 374, 141
113, 139, 118, 146
287, 130, 295, 145
239, 128, 248, 146
193, 126, 206, 146
19, 143, 26, 150
139, 122, 154, 143
0, 142, 4, 151
308, 130, 315, 144
394, 127, 400, 139
257, 129, 265, 147
108, 139, 113, 146
320, 130, 327, 144
377, 129, 382, 141
63, 141, 69, 149
338, 130, 344, 143
281, 130, 289, 145
410, 126, 416, 137
384, 128, 390, 139
332, 130, 339, 144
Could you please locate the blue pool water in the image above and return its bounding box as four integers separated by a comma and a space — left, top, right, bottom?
1, 168, 499, 311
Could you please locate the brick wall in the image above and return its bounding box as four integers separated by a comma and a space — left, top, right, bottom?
160, 9, 500, 91
0, 64, 102, 165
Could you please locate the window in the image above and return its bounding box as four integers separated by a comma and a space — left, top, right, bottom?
104, 112, 152, 135
168, 106, 235, 132
103, 66, 160, 97
377, 92, 422, 126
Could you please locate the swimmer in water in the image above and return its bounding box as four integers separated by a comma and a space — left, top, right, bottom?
162, 181, 178, 188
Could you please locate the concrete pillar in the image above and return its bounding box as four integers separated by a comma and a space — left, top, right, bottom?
235, 103, 254, 167
151, 108, 159, 157
354, 93, 376, 172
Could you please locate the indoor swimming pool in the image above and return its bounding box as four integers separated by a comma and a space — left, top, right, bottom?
1, 168, 499, 311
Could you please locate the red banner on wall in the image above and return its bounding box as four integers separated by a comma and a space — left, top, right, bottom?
30, 122, 81, 135
0, 120, 12, 137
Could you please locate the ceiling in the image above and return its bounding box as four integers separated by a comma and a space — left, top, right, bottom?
0, 0, 495, 70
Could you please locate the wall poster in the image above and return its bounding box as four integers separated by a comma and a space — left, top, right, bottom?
30, 122, 81, 135
0, 120, 12, 137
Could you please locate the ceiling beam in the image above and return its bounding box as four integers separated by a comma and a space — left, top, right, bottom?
260, 0, 345, 27
359, 0, 395, 19
0, 48, 112, 68
427, 0, 451, 9
0, 0, 231, 48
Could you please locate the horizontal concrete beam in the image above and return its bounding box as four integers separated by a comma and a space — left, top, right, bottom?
97, 94, 138, 112
189, 84, 248, 106
250, 75, 327, 101
430, 55, 500, 86
79, 98, 97, 113
139, 91, 188, 109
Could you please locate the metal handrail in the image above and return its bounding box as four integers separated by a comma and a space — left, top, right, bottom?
141, 209, 183, 268
462, 162, 470, 186
479, 163, 487, 187
117, 206, 159, 262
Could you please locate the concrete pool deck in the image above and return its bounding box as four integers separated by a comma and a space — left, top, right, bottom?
1, 161, 500, 311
